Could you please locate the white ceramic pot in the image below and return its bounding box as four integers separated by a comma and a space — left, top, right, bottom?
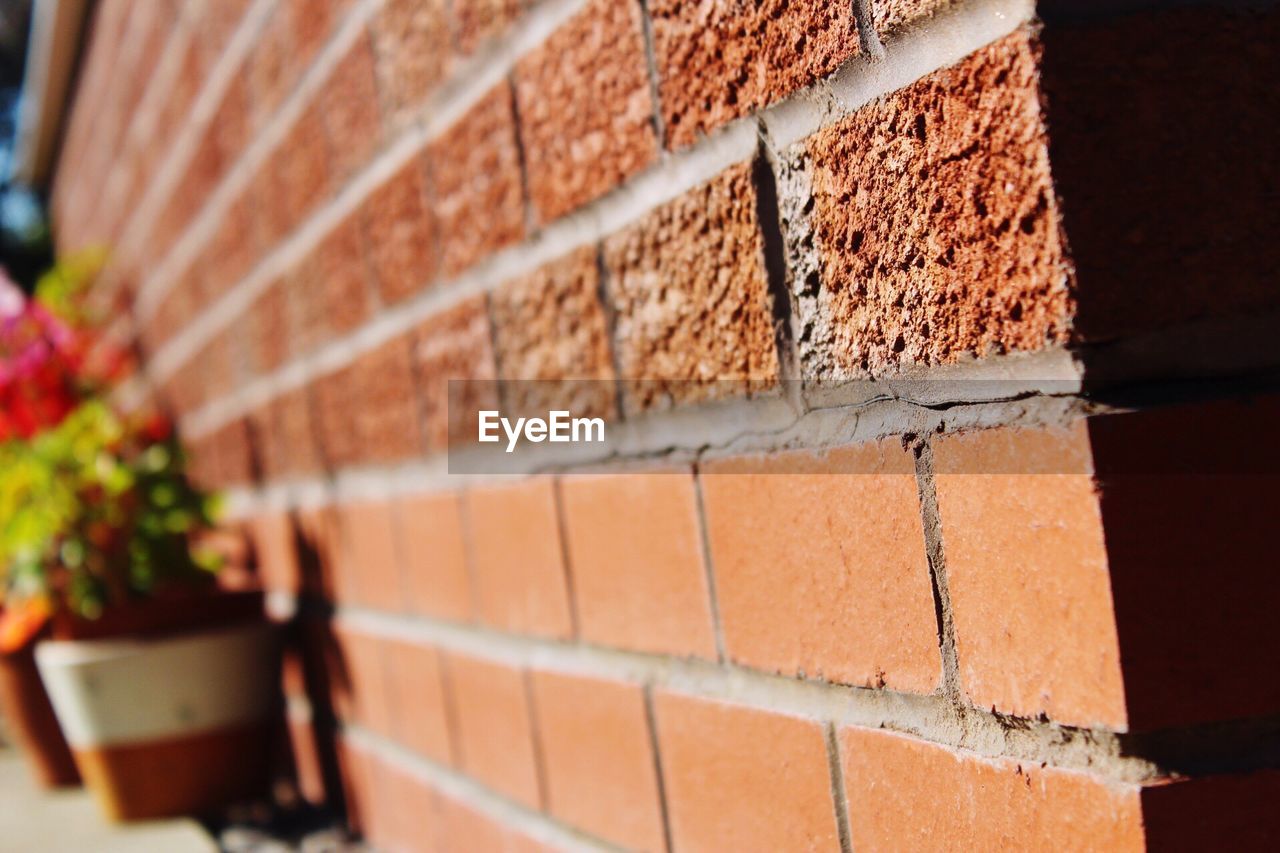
35, 621, 279, 821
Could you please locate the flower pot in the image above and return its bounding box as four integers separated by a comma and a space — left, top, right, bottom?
34, 618, 279, 821
0, 639, 80, 788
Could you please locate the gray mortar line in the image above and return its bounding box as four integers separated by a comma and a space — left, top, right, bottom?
912, 439, 967, 711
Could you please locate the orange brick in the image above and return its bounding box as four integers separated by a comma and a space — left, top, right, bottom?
248, 511, 299, 594
932, 422, 1127, 729
371, 0, 451, 125
453, 0, 526, 54
338, 500, 405, 611
444, 654, 542, 808
395, 491, 473, 622
839, 727, 1144, 850
333, 627, 393, 737
530, 671, 666, 851
559, 470, 716, 658
438, 792, 551, 853
377, 758, 439, 852
386, 639, 453, 765
260, 104, 332, 244
700, 442, 940, 692
411, 297, 499, 452
464, 478, 573, 639
361, 156, 437, 305
654, 692, 840, 852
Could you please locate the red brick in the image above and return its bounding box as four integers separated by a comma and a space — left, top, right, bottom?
284, 0, 350, 69
385, 639, 453, 764
320, 33, 384, 183
337, 500, 405, 611
212, 65, 253, 167
247, 404, 289, 483
248, 511, 299, 594
248, 278, 290, 375
444, 654, 542, 808
932, 422, 1126, 729
651, 0, 859, 149
350, 334, 424, 464
371, 0, 451, 125
452, 0, 526, 54
654, 692, 840, 852
514, 0, 657, 222
360, 156, 437, 305
559, 469, 716, 658
489, 245, 617, 419
437, 792, 551, 853
603, 161, 778, 410
248, 3, 297, 130
410, 297, 498, 452
840, 727, 1143, 850
464, 478, 573, 640
272, 386, 324, 477
312, 364, 362, 470
296, 504, 343, 600
259, 104, 332, 245
700, 442, 940, 692
333, 627, 393, 736
799, 30, 1069, 377
427, 83, 525, 278
395, 491, 473, 622
530, 671, 666, 851
200, 191, 259, 298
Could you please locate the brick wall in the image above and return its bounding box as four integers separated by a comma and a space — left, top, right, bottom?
51, 0, 1280, 850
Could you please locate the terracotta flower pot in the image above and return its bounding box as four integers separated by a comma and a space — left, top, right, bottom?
0, 638, 80, 788
33, 591, 280, 821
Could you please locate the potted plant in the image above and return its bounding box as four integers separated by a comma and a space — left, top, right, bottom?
0, 266, 280, 821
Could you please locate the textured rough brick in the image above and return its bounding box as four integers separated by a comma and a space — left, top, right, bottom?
248, 2, 299, 130
371, 0, 450, 125
200, 190, 259, 298
452, 0, 526, 54
411, 297, 498, 451
464, 478, 573, 640
514, 0, 657, 222
872, 0, 957, 35
444, 654, 541, 808
338, 500, 404, 611
427, 83, 525, 278
248, 279, 290, 375
360, 156, 437, 305
320, 33, 384, 183
350, 334, 424, 464
272, 386, 324, 476
306, 216, 375, 339
489, 245, 617, 419
655, 692, 840, 852
333, 627, 393, 737
312, 364, 362, 470
840, 727, 1143, 850
385, 639, 453, 764
259, 104, 332, 245
395, 491, 473, 622
700, 442, 940, 692
651, 0, 860, 149
248, 512, 299, 593
933, 422, 1126, 729
603, 162, 778, 409
559, 470, 716, 658
798, 30, 1070, 378
530, 671, 666, 851
212, 70, 253, 168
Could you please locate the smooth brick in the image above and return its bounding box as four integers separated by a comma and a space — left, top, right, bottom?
932, 422, 1127, 729
411, 297, 498, 451
452, 0, 526, 54
651, 0, 860, 148
559, 470, 717, 658
427, 83, 525, 278
655, 692, 840, 852
603, 162, 778, 410
464, 478, 573, 639
320, 33, 384, 183
333, 627, 393, 737
514, 0, 657, 222
489, 245, 617, 419
530, 671, 666, 851
338, 500, 404, 611
385, 639, 453, 764
840, 727, 1143, 850
372, 0, 451, 125
361, 156, 437, 305
350, 334, 424, 464
797, 30, 1069, 378
701, 442, 940, 692
377, 758, 439, 852
438, 792, 550, 853
395, 491, 473, 622
444, 654, 542, 808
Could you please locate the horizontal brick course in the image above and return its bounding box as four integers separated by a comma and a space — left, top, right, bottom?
395, 491, 474, 623
360, 156, 437, 305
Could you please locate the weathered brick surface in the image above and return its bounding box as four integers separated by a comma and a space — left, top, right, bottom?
360, 156, 436, 305
444, 653, 542, 808
490, 245, 617, 419
371, 0, 451, 126
650, 0, 860, 149
530, 671, 666, 851
700, 442, 940, 692
559, 470, 717, 658
604, 162, 778, 409
427, 83, 525, 277
464, 478, 573, 639
797, 30, 1070, 378
514, 0, 657, 223
873, 0, 957, 36
654, 692, 840, 852
395, 491, 473, 622
840, 727, 1144, 850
